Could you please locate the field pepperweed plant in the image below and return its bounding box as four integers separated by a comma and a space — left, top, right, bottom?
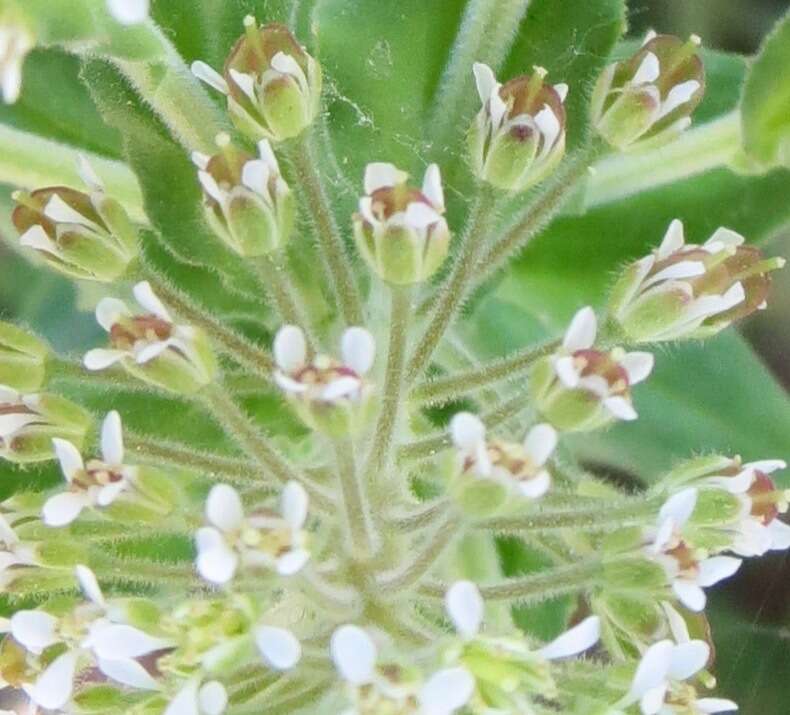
0, 0, 788, 713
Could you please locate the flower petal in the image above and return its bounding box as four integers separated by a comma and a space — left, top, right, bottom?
659, 488, 698, 529
281, 481, 308, 529
450, 412, 486, 451
603, 396, 638, 421
620, 352, 654, 385
668, 640, 709, 681
422, 164, 444, 212
657, 219, 685, 259
206, 484, 244, 532
53, 438, 84, 481
107, 0, 150, 25
632, 51, 660, 85
83, 348, 126, 371
539, 615, 600, 660
418, 666, 475, 715
364, 163, 407, 194
101, 410, 124, 465
696, 698, 739, 713
523, 423, 557, 467
133, 281, 172, 322
11, 610, 59, 651
697, 556, 741, 587
42, 491, 90, 527
165, 679, 200, 715
24, 650, 77, 710
628, 640, 673, 699
273, 325, 307, 373
255, 625, 301, 670
330, 625, 376, 685
98, 657, 160, 690
75, 564, 105, 607
191, 61, 229, 94
96, 297, 130, 332
445, 581, 483, 639
91, 624, 172, 659
563, 307, 597, 352
199, 681, 228, 715
196, 544, 239, 585
672, 580, 706, 612
472, 62, 497, 104
341, 327, 376, 375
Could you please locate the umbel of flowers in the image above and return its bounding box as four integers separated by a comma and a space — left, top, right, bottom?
0, 4, 785, 714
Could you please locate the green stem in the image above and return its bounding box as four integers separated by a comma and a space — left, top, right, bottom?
472, 141, 607, 291
405, 187, 497, 382
114, 29, 229, 152
286, 133, 363, 325
202, 384, 336, 512
411, 338, 559, 405
143, 271, 275, 378
362, 285, 412, 477
254, 253, 314, 340
0, 125, 146, 223
333, 439, 376, 557
387, 499, 450, 531
586, 112, 741, 207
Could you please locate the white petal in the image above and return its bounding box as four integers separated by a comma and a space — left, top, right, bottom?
53, 438, 84, 481
191, 61, 229, 94
229, 69, 257, 102
241, 159, 272, 197
657, 219, 685, 259
472, 62, 498, 104
697, 556, 741, 587
42, 492, 89, 527
281, 481, 308, 529
101, 410, 124, 465
19, 225, 57, 254
450, 412, 486, 450
659, 488, 698, 529
554, 355, 581, 387
274, 371, 308, 394
0, 385, 20, 403
43, 194, 97, 229
418, 667, 475, 715
25, 650, 77, 710
696, 698, 739, 713
196, 544, 239, 584
668, 640, 709, 681
364, 163, 407, 194
644, 260, 706, 288
405, 202, 442, 229
659, 80, 700, 119
77, 154, 105, 192
341, 327, 376, 375
75, 565, 105, 607
604, 396, 638, 421
632, 52, 660, 85
445, 581, 483, 639
672, 580, 707, 612
83, 348, 126, 371
744, 459, 786, 474
629, 640, 673, 699
563, 307, 597, 351
199, 681, 228, 715
518, 470, 551, 499
321, 376, 361, 401
273, 325, 307, 373
91, 624, 172, 659
767, 519, 790, 550
11, 610, 59, 651
554, 83, 569, 102
539, 615, 600, 660
705, 227, 745, 252
96, 297, 130, 332
98, 657, 160, 690
165, 680, 200, 715
276, 549, 310, 575
661, 601, 690, 644
270, 52, 304, 83
653, 517, 676, 553
523, 423, 557, 467
97, 480, 127, 508
195, 526, 225, 553
255, 625, 301, 670
191, 152, 210, 171
257, 139, 279, 171
534, 105, 561, 151
206, 484, 244, 532
133, 281, 172, 321
640, 683, 669, 715
330, 625, 376, 685
107, 0, 150, 25
620, 352, 654, 385
198, 171, 226, 204
422, 164, 444, 212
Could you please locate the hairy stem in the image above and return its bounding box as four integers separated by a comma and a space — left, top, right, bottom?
411, 338, 559, 405
405, 187, 497, 382
386, 499, 451, 531
286, 133, 363, 325
363, 285, 412, 477
202, 384, 335, 511
333, 439, 377, 557
254, 252, 314, 342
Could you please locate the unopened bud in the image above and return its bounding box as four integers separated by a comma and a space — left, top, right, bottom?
530, 307, 654, 431
273, 325, 376, 436
608, 220, 784, 343
194, 135, 294, 256
0, 385, 91, 464
468, 63, 567, 192
83, 281, 218, 394
592, 33, 704, 150
353, 162, 450, 284
191, 19, 322, 142
11, 159, 138, 282
0, 321, 49, 392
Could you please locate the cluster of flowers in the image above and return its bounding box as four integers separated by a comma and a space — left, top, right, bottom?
0, 3, 785, 715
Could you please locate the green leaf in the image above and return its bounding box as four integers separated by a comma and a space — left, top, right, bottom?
742, 10, 790, 168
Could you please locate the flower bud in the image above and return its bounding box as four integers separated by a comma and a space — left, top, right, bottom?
83, 281, 218, 394
0, 385, 91, 464
530, 307, 654, 431
353, 162, 450, 284
609, 220, 784, 343
468, 63, 567, 192
191, 18, 322, 142
447, 412, 557, 515
11, 158, 139, 282
0, 8, 34, 104
193, 134, 294, 257
273, 325, 376, 436
0, 321, 49, 392
592, 32, 704, 151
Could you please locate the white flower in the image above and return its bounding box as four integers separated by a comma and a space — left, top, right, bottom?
165, 678, 228, 715
0, 514, 38, 585
12, 566, 169, 710
449, 413, 557, 499
196, 482, 310, 584
651, 489, 742, 612
550, 307, 654, 421
42, 411, 136, 527
445, 580, 600, 658
0, 17, 34, 104
620, 633, 737, 714
330, 624, 474, 715
107, 0, 150, 25
254, 625, 302, 670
